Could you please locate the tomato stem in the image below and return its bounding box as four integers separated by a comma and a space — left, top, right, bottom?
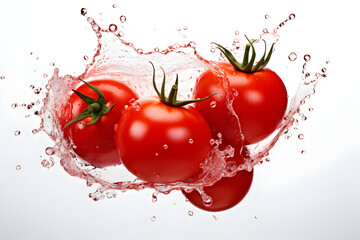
62, 79, 116, 130
212, 35, 275, 73
149, 62, 216, 107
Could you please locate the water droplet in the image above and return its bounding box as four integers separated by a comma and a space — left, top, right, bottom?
41, 158, 55, 169
301, 150, 306, 154
263, 28, 269, 33
50, 62, 55, 66
304, 54, 311, 62
298, 134, 304, 140
210, 47, 215, 53
83, 55, 89, 61
188, 138, 194, 144
188, 41, 196, 48
288, 52, 297, 61
120, 15, 126, 23
210, 101, 217, 108
151, 216, 156, 222
235, 30, 239, 35
265, 14, 270, 19
154, 47, 159, 52
265, 157, 270, 162
0, 76, 5, 80
117, 31, 124, 37
32, 129, 39, 135
45, 147, 55, 156
289, 13, 296, 20
188, 211, 194, 216
308, 107, 314, 112
326, 60, 330, 64
176, 27, 181, 31
112, 4, 116, 8
183, 26, 188, 30
305, 73, 310, 78
300, 100, 305, 105
132, 102, 141, 111
14, 130, 21, 136
16, 165, 21, 170
11, 103, 18, 109
163, 144, 168, 150
212, 215, 218, 221
106, 191, 117, 199
34, 88, 41, 94
109, 24, 118, 32
80, 8, 87, 16
321, 68, 327, 73
137, 48, 144, 54
30, 85, 35, 89
301, 115, 307, 121
255, 216, 258, 219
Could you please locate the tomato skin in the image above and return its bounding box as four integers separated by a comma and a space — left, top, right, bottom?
183, 168, 253, 212
194, 62, 288, 145
114, 97, 212, 183
61, 80, 138, 168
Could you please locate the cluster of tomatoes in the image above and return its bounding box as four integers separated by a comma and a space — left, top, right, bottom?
61, 38, 288, 212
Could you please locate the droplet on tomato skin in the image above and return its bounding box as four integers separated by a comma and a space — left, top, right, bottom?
188, 211, 194, 216
163, 144, 168, 150
210, 101, 217, 108
16, 165, 21, 171
288, 52, 297, 61
188, 138, 194, 144
14, 130, 21, 136
120, 15, 126, 23
298, 134, 304, 140
132, 102, 141, 111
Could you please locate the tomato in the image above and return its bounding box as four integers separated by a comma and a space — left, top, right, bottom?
183, 168, 254, 212
61, 79, 138, 168
114, 96, 212, 183
194, 40, 287, 145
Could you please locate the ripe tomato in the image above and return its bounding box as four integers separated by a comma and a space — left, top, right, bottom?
61, 79, 138, 168
194, 39, 287, 145
183, 168, 254, 212
114, 97, 212, 183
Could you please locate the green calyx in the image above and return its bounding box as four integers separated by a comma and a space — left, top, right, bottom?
62, 79, 116, 130
213, 35, 275, 73
150, 62, 216, 107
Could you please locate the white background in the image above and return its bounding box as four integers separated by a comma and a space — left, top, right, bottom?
0, 0, 359, 239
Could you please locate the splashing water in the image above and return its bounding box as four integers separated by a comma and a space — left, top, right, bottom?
34, 10, 326, 202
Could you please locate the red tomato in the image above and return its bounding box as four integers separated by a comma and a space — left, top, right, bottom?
61, 79, 138, 168
114, 97, 212, 183
194, 62, 287, 145
183, 168, 254, 212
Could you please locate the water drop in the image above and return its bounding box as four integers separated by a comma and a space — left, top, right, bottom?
255, 216, 258, 219
0, 76, 5, 80
212, 215, 218, 221
308, 107, 314, 112
30, 85, 35, 89
210, 47, 215, 53
163, 144, 168, 150
16, 165, 21, 170
120, 15, 126, 23
301, 150, 306, 154
298, 134, 304, 140
117, 31, 124, 37
288, 52, 297, 61
34, 88, 41, 94
188, 138, 194, 144
154, 47, 159, 52
41, 158, 55, 169
83, 55, 89, 61
301, 115, 307, 121
183, 26, 188, 30
14, 130, 21, 136
265, 157, 270, 162
80, 8, 87, 16
11, 103, 18, 109
289, 13, 296, 20
321, 68, 327, 73
210, 101, 217, 108
151, 216, 156, 222
137, 48, 144, 54
112, 4, 116, 8
235, 30, 239, 35
109, 24, 118, 32
132, 102, 141, 111
263, 28, 269, 33
265, 14, 270, 19
304, 54, 311, 62
188, 211, 194, 216
50, 62, 55, 66
326, 60, 330, 64
32, 129, 39, 135
45, 147, 55, 156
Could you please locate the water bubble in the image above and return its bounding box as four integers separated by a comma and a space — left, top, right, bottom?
34, 88, 41, 94
106, 191, 117, 199
298, 134, 304, 140
301, 150, 306, 154
301, 115, 307, 121
176, 27, 181, 31
80, 8, 87, 16
321, 68, 327, 73
163, 144, 168, 150
265, 14, 270, 19
154, 47, 159, 52
183, 26, 188, 30
117, 31, 124, 37
263, 28, 269, 33
288, 52, 297, 61
326, 60, 330, 64
305, 73, 310, 78
235, 30, 239, 35
226, 161, 237, 172
265, 157, 270, 162
289, 13, 296, 20
45, 147, 55, 156
132, 102, 141, 111
50, 62, 55, 66
188, 138, 194, 144
304, 54, 311, 62
308, 107, 314, 112
83, 55, 89, 61
120, 15, 127, 23
109, 24, 118, 32
151, 216, 156, 222
11, 103, 18, 109
210, 101, 217, 108
137, 48, 144, 54
14, 130, 21, 136
210, 47, 215, 53
188, 41, 196, 48
32, 129, 39, 135
112, 4, 116, 8
30, 85, 35, 89
15, 164, 22, 171
0, 76, 5, 80
188, 211, 194, 216
41, 158, 55, 169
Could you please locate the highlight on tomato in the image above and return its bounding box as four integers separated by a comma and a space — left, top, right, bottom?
114, 62, 215, 184
194, 36, 288, 145
61, 79, 138, 168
